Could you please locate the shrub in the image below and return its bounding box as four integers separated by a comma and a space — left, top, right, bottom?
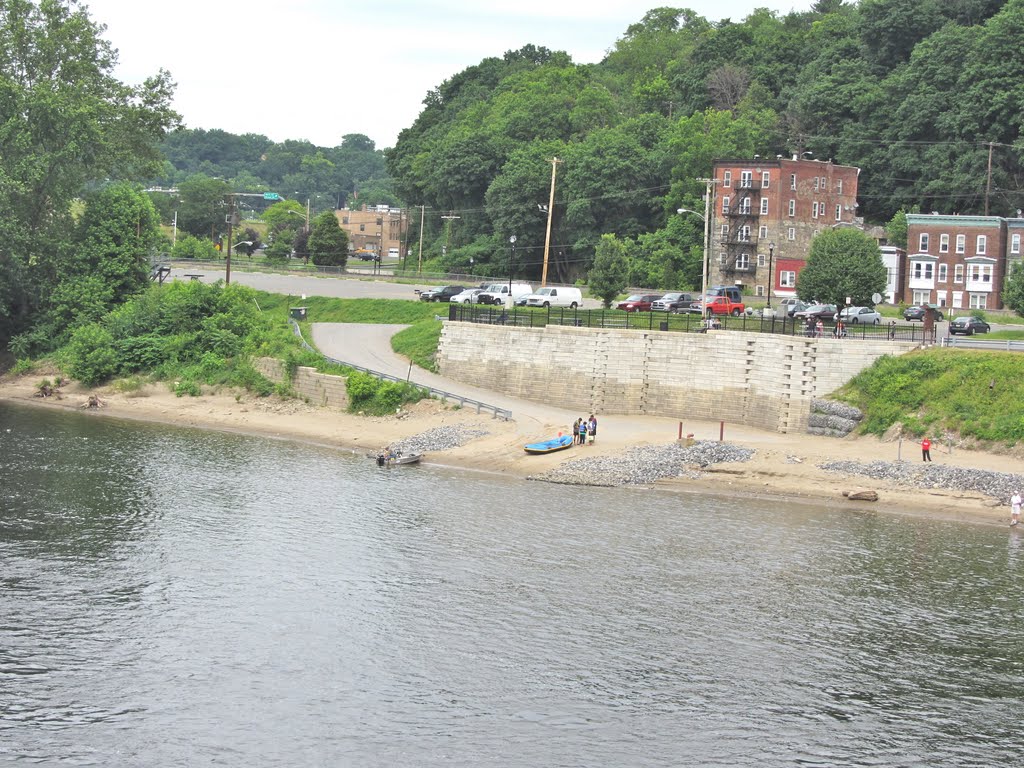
173, 379, 201, 397
12, 358, 34, 375
64, 324, 119, 385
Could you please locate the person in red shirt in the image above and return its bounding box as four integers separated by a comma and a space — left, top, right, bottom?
921, 437, 932, 462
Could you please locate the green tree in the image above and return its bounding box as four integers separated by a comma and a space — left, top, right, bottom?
177, 175, 230, 239
1001, 261, 1024, 317
885, 208, 909, 250
172, 234, 218, 260
0, 0, 177, 352
307, 211, 348, 267
796, 228, 887, 308
588, 234, 629, 308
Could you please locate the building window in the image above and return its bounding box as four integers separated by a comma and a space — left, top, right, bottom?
970, 293, 988, 309
719, 252, 727, 264
938, 264, 948, 283
759, 225, 768, 239
740, 170, 752, 188
342, 217, 349, 224
739, 225, 751, 241
787, 227, 795, 241
813, 177, 819, 191
812, 202, 819, 218
837, 179, 843, 194
739, 198, 751, 214
913, 262, 934, 280
736, 253, 750, 270
919, 233, 929, 251
913, 290, 930, 305
969, 264, 993, 283
977, 235, 987, 255
788, 200, 796, 217
359, 224, 365, 231
723, 170, 732, 188
721, 224, 729, 238
956, 234, 965, 254
954, 264, 964, 283
722, 196, 730, 214
780, 271, 796, 288
756, 284, 765, 297
939, 234, 949, 253
761, 171, 770, 188
790, 173, 796, 190
757, 253, 766, 267
1013, 233, 1021, 254
760, 198, 769, 215
835, 204, 842, 221
820, 176, 827, 191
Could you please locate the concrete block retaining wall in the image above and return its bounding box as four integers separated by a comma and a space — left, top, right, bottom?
437, 325, 917, 434
254, 357, 350, 409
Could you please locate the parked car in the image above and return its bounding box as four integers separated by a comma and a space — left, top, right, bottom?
780, 298, 807, 317
354, 250, 375, 261
419, 285, 465, 302
652, 292, 697, 312
477, 282, 534, 306
949, 316, 991, 335
794, 304, 838, 321
616, 293, 663, 312
903, 304, 944, 321
836, 306, 881, 325
448, 288, 485, 304
523, 286, 583, 308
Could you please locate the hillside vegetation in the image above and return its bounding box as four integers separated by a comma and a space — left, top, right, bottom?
837, 349, 1024, 445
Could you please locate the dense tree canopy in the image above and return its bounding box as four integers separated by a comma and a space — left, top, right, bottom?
0, 0, 177, 353
796, 228, 887, 309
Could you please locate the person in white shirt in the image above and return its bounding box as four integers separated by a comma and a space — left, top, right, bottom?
1011, 492, 1021, 527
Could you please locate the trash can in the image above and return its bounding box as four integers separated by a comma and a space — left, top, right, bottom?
659, 321, 669, 331
289, 306, 307, 321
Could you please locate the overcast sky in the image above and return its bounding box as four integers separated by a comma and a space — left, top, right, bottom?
83, 0, 813, 150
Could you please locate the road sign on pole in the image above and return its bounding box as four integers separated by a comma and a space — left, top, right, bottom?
263, 192, 281, 201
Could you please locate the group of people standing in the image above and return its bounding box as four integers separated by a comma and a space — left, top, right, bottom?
572, 415, 597, 445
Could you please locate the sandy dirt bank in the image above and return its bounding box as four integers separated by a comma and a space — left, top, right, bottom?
1, 370, 1020, 528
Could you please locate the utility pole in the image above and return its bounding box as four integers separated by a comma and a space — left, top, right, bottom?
541, 156, 561, 287
985, 141, 994, 216
225, 194, 236, 285
441, 211, 460, 254
417, 205, 425, 274
699, 177, 715, 312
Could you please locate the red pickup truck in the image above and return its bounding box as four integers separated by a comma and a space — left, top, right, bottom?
701, 295, 746, 316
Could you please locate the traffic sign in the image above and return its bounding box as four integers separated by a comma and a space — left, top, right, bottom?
263, 192, 281, 201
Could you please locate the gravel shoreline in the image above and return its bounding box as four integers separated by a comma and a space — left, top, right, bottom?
820, 459, 1024, 505
527, 440, 756, 487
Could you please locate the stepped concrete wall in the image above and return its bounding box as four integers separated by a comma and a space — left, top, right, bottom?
254, 357, 349, 409
437, 325, 917, 433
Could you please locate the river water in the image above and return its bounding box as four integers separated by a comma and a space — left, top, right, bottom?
2, 402, 1023, 767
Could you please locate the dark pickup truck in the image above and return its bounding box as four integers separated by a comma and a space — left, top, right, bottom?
418, 285, 465, 302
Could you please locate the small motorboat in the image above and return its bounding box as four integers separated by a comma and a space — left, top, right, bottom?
523, 435, 574, 454
391, 452, 422, 466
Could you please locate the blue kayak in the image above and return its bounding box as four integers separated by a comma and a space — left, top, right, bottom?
524, 435, 574, 454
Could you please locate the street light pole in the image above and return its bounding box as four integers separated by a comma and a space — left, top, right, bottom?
767, 241, 775, 308
508, 235, 516, 296
541, 156, 561, 287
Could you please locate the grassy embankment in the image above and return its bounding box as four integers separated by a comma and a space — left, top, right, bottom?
835, 348, 1024, 445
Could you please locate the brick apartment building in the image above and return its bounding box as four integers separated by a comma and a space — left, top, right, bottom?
904, 213, 1024, 310
708, 155, 861, 300
335, 206, 408, 258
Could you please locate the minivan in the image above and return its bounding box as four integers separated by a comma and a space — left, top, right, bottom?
477, 282, 533, 306
523, 286, 582, 309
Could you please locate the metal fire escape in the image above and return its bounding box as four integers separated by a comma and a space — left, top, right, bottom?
719, 174, 761, 276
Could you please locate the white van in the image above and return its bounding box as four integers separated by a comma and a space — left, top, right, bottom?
524, 286, 582, 309
478, 282, 533, 306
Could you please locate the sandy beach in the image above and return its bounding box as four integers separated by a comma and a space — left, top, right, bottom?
3, 366, 1022, 528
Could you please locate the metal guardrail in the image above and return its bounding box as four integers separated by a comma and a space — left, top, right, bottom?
446, 304, 937, 344
941, 336, 1024, 352
287, 319, 512, 421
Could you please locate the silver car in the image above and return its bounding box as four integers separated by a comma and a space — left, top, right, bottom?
836, 306, 881, 325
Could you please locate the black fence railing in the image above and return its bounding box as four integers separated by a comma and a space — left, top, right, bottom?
447, 304, 937, 344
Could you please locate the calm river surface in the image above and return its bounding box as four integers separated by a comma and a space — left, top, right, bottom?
2, 402, 1023, 767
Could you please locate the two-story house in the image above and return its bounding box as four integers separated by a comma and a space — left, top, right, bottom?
708, 155, 861, 300
904, 214, 1017, 310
